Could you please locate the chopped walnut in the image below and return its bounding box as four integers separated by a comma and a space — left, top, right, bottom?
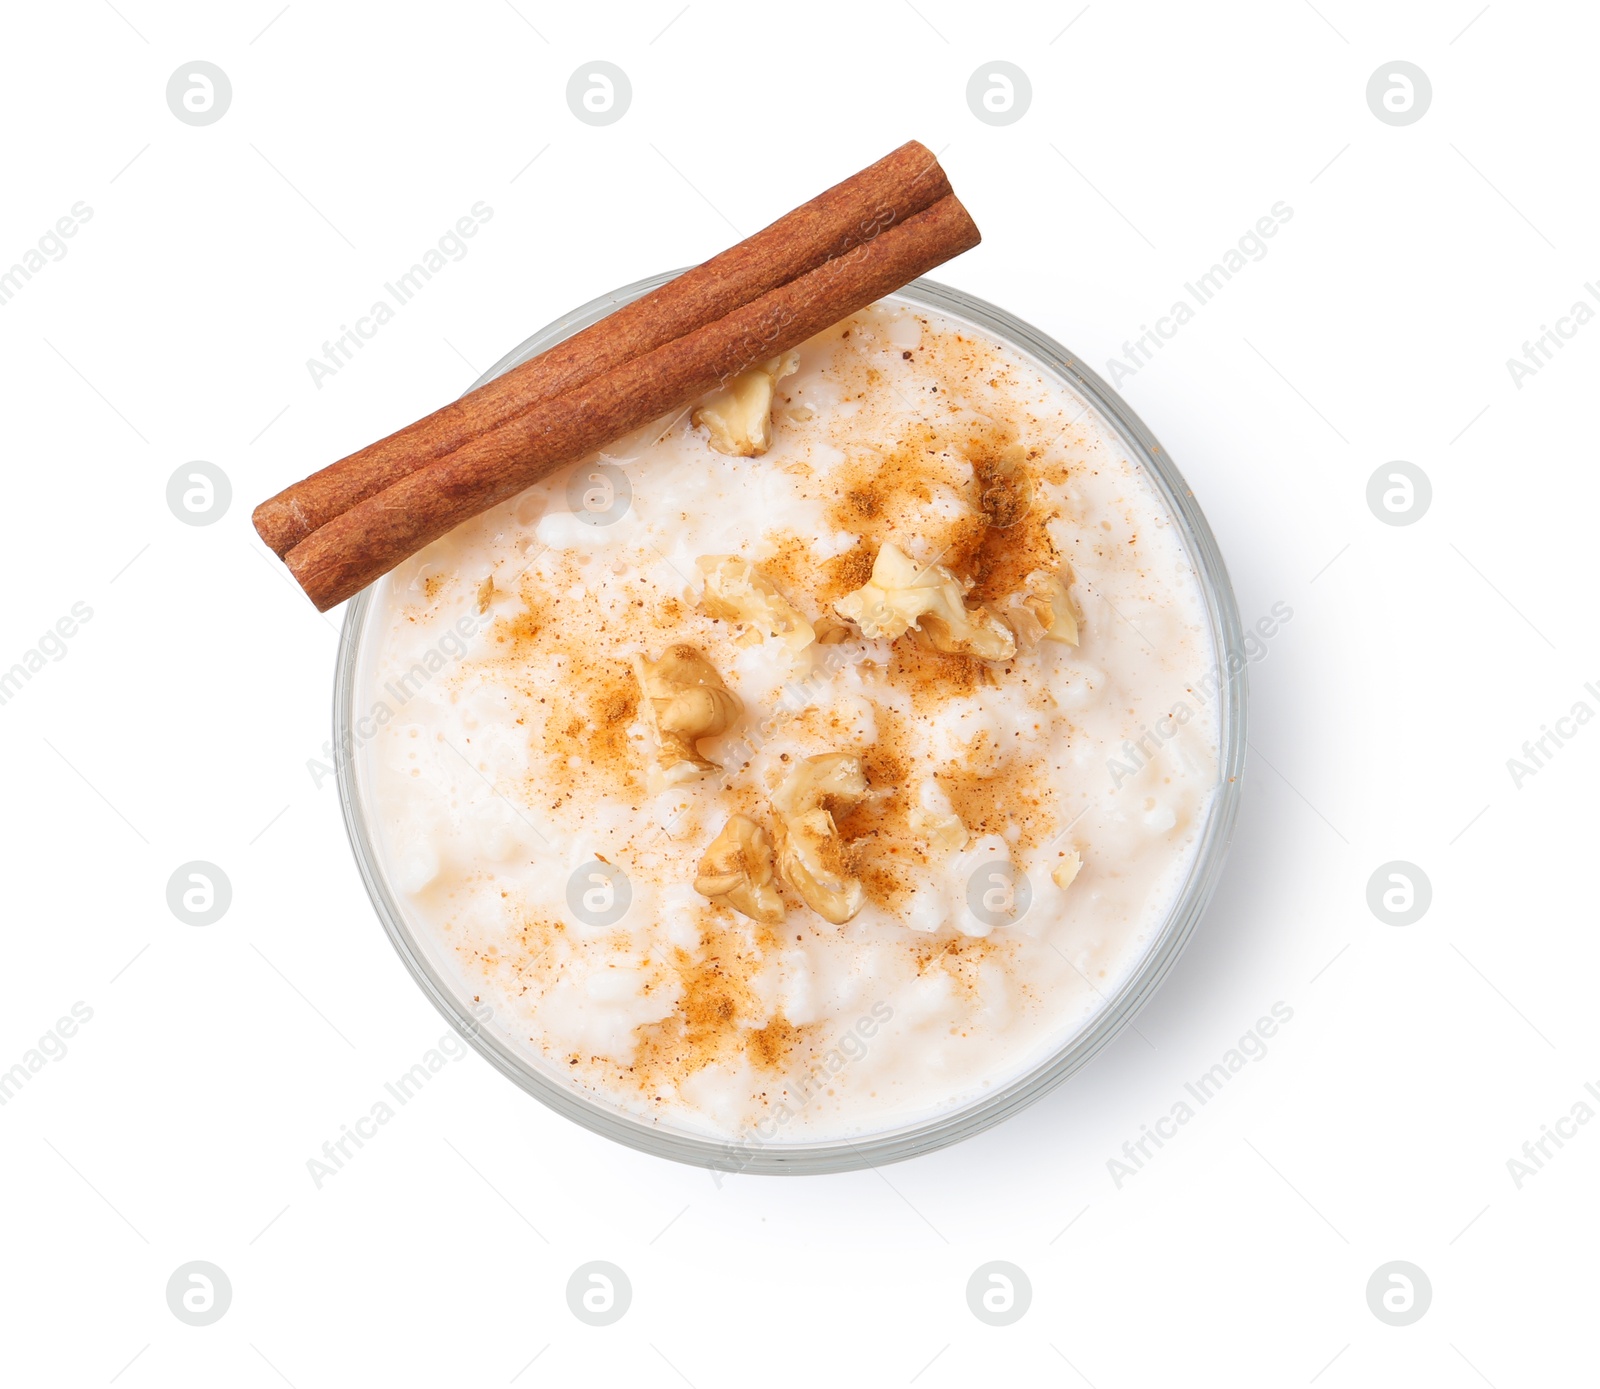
909, 778, 968, 855
915, 604, 1016, 662
1051, 848, 1083, 891
696, 555, 815, 654
1000, 592, 1048, 649
631, 645, 742, 785
692, 351, 800, 457
694, 815, 784, 924
1027, 570, 1080, 645
976, 442, 1033, 527
832, 542, 1015, 662
1001, 570, 1080, 650
770, 752, 868, 925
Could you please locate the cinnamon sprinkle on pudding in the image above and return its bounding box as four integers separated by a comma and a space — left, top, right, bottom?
358, 300, 1219, 1141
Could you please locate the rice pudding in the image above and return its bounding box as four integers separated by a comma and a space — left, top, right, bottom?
355, 298, 1220, 1146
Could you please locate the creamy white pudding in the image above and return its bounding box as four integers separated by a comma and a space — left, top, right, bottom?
355, 299, 1220, 1145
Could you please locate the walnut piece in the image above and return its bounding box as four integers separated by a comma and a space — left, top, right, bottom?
999, 592, 1048, 649
909, 777, 969, 855
631, 645, 742, 785
812, 615, 855, 645
975, 442, 1033, 527
694, 815, 784, 924
832, 542, 1015, 662
770, 752, 868, 925
696, 555, 815, 654
1051, 848, 1083, 891
692, 351, 800, 457
1026, 570, 1080, 645
1002, 570, 1080, 650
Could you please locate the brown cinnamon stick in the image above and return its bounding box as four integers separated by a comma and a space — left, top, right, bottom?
253, 140, 953, 557
285, 193, 980, 611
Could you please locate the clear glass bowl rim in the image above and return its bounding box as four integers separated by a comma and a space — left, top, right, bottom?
334, 272, 1249, 1175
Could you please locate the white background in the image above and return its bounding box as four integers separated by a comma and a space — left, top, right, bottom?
2, 0, 1595, 1384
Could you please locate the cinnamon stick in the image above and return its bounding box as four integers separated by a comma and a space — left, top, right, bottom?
286, 193, 980, 611
253, 140, 953, 556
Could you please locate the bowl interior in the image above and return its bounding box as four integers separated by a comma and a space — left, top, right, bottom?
334, 274, 1248, 1174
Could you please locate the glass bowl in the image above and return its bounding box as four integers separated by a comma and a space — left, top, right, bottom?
334, 273, 1248, 1174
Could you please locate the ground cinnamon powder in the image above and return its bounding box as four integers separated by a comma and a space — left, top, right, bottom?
434, 305, 1087, 1110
